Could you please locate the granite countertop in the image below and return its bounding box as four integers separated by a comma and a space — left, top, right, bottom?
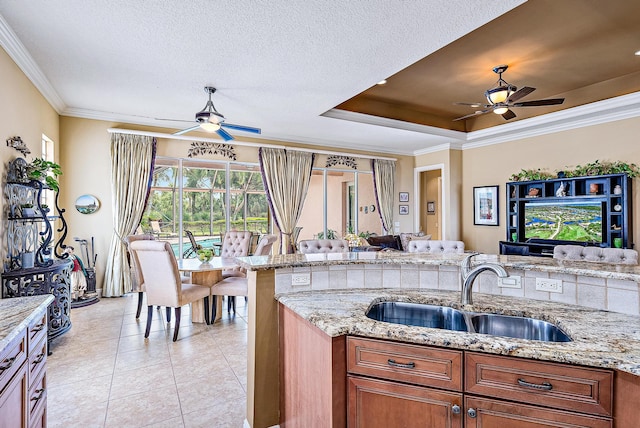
276, 289, 640, 375
0, 295, 53, 351
237, 252, 640, 281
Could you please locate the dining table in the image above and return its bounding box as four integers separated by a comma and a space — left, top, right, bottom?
177, 257, 239, 323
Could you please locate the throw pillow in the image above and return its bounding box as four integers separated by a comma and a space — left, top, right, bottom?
399, 232, 429, 251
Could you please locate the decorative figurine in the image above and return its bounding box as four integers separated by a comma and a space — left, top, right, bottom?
556, 182, 566, 197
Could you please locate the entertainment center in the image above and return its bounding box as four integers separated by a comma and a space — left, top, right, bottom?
503, 173, 632, 257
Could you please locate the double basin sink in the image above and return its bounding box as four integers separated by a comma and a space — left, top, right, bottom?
366, 301, 571, 342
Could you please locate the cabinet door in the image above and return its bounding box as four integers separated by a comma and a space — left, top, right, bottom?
348, 375, 462, 428
465, 396, 611, 428
0, 362, 28, 428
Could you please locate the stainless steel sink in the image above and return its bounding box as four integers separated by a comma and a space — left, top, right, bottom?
470, 313, 572, 342
365, 302, 468, 332
366, 302, 572, 342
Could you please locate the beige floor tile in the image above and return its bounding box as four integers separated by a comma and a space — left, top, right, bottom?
47, 398, 108, 428
46, 294, 248, 427
105, 384, 182, 427
110, 362, 176, 399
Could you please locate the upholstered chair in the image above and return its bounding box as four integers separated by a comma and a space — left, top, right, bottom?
298, 239, 349, 254
220, 230, 252, 278
211, 234, 278, 318
130, 240, 211, 341
553, 245, 638, 265
408, 239, 465, 254
124, 233, 155, 319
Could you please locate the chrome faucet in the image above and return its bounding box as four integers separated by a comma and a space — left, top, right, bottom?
461, 253, 508, 305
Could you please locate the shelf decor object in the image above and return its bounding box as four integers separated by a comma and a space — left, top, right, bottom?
473, 185, 499, 226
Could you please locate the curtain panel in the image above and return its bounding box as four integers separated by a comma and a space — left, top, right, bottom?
259, 148, 314, 253
371, 159, 396, 234
103, 134, 156, 297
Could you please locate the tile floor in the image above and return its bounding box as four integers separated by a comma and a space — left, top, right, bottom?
47, 294, 248, 427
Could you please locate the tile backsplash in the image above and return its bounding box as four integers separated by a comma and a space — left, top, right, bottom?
274, 264, 640, 316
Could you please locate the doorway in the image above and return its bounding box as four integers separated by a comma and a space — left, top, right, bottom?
414, 165, 444, 240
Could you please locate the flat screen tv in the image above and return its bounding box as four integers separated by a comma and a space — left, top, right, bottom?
524, 200, 604, 243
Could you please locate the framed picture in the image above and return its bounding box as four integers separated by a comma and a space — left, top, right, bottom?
427, 201, 436, 215
399, 192, 409, 202
399, 205, 409, 215
473, 185, 499, 226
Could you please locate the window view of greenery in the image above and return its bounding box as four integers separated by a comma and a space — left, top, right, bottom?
524, 202, 603, 242
141, 158, 270, 256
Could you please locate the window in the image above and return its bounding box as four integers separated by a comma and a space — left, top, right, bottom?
297, 167, 381, 241
142, 157, 270, 257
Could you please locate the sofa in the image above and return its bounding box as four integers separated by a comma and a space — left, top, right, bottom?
553, 245, 638, 265
366, 233, 432, 252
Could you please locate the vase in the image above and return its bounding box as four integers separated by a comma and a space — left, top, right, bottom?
614, 185, 622, 195
21, 252, 34, 269
589, 183, 599, 194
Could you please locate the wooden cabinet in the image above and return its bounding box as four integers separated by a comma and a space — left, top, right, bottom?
347, 338, 612, 427
348, 376, 462, 428
506, 173, 632, 254
0, 310, 49, 427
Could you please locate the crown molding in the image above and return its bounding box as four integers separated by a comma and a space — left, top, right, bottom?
0, 14, 65, 113
462, 91, 640, 149
323, 108, 466, 141
413, 141, 465, 156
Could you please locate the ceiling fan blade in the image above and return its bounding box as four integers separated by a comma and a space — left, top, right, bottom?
454, 102, 487, 108
513, 98, 565, 107
507, 86, 536, 103
155, 117, 194, 123
216, 128, 235, 141
221, 123, 262, 134
173, 125, 200, 136
502, 109, 517, 120
453, 109, 491, 121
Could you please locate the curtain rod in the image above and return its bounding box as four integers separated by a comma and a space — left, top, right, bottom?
107, 128, 397, 161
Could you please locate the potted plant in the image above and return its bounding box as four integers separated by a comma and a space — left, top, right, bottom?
26, 158, 62, 191
20, 203, 35, 217
196, 248, 213, 263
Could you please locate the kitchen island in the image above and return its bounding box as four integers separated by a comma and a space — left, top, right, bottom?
236, 252, 640, 427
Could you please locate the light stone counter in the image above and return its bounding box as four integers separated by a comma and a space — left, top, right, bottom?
237, 252, 640, 282
0, 295, 53, 352
276, 288, 640, 375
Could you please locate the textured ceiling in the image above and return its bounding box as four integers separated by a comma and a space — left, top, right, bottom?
1, 1, 638, 156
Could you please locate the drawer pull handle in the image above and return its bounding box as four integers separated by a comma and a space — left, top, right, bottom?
387, 359, 415, 369
0, 357, 15, 372
32, 353, 45, 365
517, 378, 553, 391
31, 323, 45, 332
452, 404, 461, 414
467, 408, 477, 418
31, 388, 45, 402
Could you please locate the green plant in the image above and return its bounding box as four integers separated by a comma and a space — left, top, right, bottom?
567, 160, 640, 178
20, 203, 33, 208
509, 168, 555, 182
317, 229, 337, 239
26, 158, 62, 191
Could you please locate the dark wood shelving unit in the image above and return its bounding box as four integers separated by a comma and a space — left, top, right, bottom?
504, 173, 632, 256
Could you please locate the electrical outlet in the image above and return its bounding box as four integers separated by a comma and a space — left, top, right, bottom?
536, 278, 563, 293
499, 275, 521, 289
291, 273, 310, 286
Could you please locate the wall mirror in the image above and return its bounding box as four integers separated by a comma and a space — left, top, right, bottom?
75, 194, 100, 214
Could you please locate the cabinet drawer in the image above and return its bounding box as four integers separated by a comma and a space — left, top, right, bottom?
28, 366, 46, 418
465, 396, 611, 428
0, 330, 27, 394
28, 312, 47, 354
28, 334, 47, 382
465, 352, 613, 416
347, 336, 463, 391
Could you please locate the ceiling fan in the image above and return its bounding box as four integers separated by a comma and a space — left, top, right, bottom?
171, 86, 261, 140
453, 65, 564, 121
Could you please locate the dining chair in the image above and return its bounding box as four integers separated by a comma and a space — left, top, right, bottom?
129, 240, 211, 341
220, 230, 252, 278
124, 233, 155, 319
211, 234, 278, 318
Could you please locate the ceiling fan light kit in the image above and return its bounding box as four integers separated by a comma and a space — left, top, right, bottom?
453, 64, 565, 122
172, 86, 261, 140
